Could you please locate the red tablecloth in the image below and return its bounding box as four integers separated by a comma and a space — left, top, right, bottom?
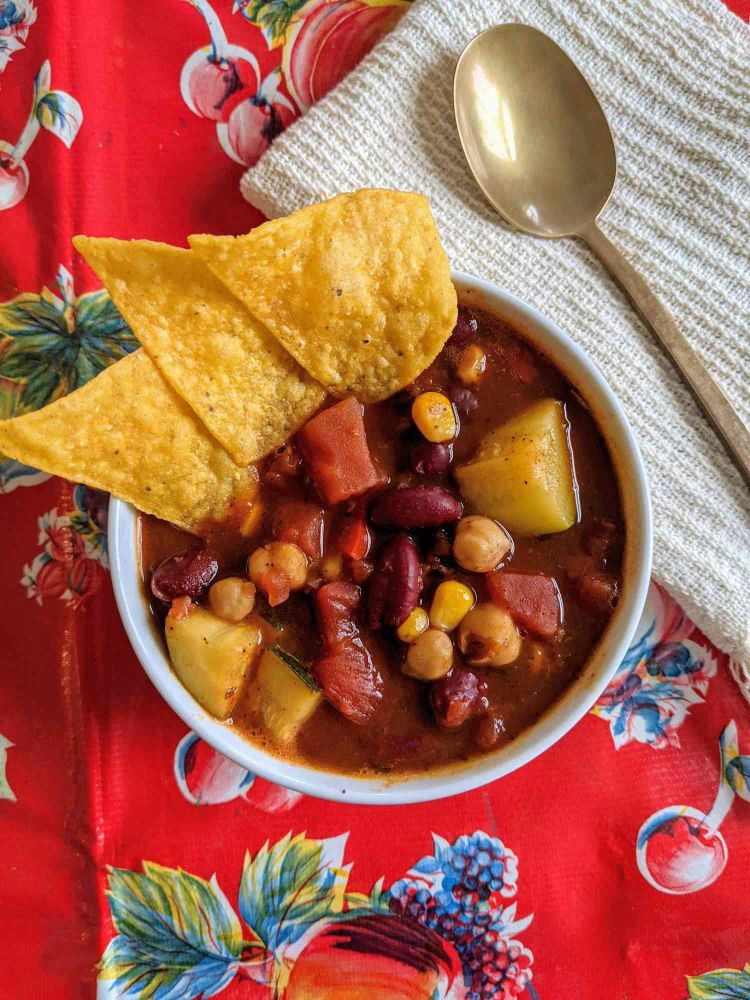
1, 3, 749, 998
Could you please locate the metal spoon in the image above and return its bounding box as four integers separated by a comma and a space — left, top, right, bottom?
454, 23, 750, 482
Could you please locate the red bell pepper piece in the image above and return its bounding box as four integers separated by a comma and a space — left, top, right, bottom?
488, 571, 561, 639
297, 398, 380, 505
258, 569, 291, 608
333, 498, 371, 561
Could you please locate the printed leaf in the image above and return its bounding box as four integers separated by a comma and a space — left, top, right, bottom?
34, 58, 51, 94
100, 863, 245, 999
0, 283, 136, 416
233, 0, 308, 47
686, 964, 750, 999
36, 90, 83, 148
725, 756, 750, 802
345, 877, 390, 913
238, 833, 350, 953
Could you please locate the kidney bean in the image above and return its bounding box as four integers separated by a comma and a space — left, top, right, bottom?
151, 549, 218, 602
366, 534, 423, 629
371, 486, 462, 529
449, 385, 478, 414
447, 305, 479, 348
431, 668, 487, 730
410, 440, 452, 477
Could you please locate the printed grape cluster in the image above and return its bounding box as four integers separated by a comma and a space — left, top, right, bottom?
389, 831, 533, 999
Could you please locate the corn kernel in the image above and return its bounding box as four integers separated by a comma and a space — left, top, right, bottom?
240, 501, 264, 538
429, 580, 476, 632
457, 344, 487, 385
411, 391, 457, 443
320, 552, 343, 582
396, 606, 430, 643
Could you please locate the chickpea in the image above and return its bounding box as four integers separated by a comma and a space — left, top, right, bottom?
458, 603, 521, 667
403, 628, 454, 681
453, 516, 512, 573
248, 542, 308, 592
208, 577, 256, 621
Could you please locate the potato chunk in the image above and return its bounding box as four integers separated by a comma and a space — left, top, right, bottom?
254, 646, 322, 743
165, 605, 261, 718
456, 399, 577, 536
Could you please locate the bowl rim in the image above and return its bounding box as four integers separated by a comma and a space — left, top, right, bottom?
108, 269, 652, 805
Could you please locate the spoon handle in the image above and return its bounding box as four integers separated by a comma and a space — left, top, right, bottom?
578, 221, 750, 484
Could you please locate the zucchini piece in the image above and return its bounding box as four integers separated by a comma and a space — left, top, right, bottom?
268, 645, 321, 691
255, 646, 323, 742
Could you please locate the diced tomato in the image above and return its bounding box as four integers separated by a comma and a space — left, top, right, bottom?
332, 498, 371, 560
272, 500, 324, 559
259, 568, 291, 608
313, 640, 382, 725
316, 580, 362, 649
577, 572, 618, 615
314, 580, 383, 724
168, 595, 193, 621
297, 398, 381, 505
488, 571, 561, 639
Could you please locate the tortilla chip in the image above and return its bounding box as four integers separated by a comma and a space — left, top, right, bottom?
189, 190, 457, 402
73, 237, 326, 466
0, 351, 258, 531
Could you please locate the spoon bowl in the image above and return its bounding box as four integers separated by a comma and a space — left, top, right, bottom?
454, 23, 616, 238
453, 23, 750, 481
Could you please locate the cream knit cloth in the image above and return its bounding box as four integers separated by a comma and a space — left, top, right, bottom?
241, 0, 750, 693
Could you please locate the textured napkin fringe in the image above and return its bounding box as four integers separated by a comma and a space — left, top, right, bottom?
241, 0, 750, 685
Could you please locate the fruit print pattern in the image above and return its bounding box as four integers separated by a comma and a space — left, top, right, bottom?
0, 265, 136, 492
174, 729, 303, 810
636, 720, 750, 895
592, 582, 717, 749
180, 0, 409, 167
389, 833, 534, 1000
21, 485, 109, 608
685, 963, 750, 999
98, 829, 535, 999
0, 0, 36, 75
180, 0, 297, 168
0, 60, 82, 211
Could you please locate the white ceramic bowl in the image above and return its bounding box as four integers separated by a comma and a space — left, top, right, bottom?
109, 271, 652, 805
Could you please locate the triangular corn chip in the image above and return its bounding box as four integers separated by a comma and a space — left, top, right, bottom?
189, 190, 457, 402
0, 351, 257, 531
73, 238, 325, 466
